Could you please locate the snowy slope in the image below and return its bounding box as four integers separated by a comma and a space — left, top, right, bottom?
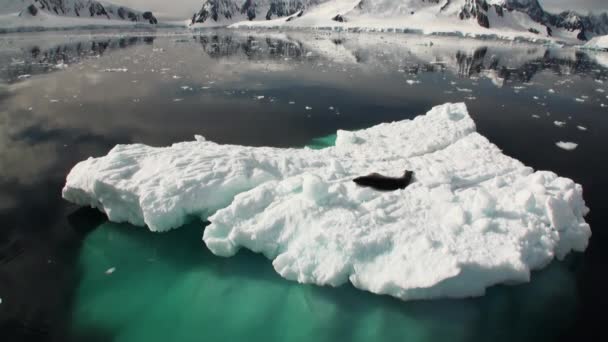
190, 0, 608, 43
63, 102, 591, 301
583, 35, 608, 51
0, 0, 158, 32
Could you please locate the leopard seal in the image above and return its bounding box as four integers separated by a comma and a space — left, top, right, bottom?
353, 170, 414, 191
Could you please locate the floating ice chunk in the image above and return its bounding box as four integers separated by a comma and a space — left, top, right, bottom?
406, 79, 420, 85
104, 68, 128, 73
173, 98, 183, 102
548, 89, 555, 93
457, 88, 473, 93
553, 121, 566, 127
289, 101, 295, 105
575, 98, 585, 103
305, 106, 312, 110
556, 142, 578, 150
105, 267, 116, 275
577, 126, 587, 131
256, 96, 265, 100
63, 103, 591, 302
17, 74, 31, 79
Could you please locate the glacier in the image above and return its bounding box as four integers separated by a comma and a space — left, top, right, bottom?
62, 102, 591, 301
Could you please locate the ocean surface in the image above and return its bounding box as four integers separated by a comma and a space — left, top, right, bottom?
0, 28, 607, 341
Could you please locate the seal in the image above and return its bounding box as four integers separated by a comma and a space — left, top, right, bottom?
353, 170, 414, 191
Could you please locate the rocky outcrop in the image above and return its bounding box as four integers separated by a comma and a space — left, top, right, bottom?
191, 0, 324, 24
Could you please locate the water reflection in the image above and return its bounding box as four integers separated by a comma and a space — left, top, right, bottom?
0, 35, 155, 83
0, 30, 607, 341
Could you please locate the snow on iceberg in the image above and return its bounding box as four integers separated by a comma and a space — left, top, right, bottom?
62, 102, 591, 301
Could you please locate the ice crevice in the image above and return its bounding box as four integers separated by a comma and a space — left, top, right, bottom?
62, 102, 591, 301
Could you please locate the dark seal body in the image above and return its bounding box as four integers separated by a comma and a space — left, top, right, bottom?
353, 170, 414, 191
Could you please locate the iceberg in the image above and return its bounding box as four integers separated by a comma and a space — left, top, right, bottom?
62, 102, 591, 301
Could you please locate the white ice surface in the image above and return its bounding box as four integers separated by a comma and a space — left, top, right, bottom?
63, 102, 591, 301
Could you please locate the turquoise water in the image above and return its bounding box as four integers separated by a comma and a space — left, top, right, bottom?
69, 137, 580, 342
70, 220, 580, 342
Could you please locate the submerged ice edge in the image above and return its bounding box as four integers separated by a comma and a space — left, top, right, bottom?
62, 102, 591, 301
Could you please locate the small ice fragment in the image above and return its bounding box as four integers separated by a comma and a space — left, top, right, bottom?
329, 106, 334, 110
575, 98, 585, 103
556, 141, 578, 150
256, 96, 265, 100
201, 86, 211, 90
406, 79, 420, 85
548, 89, 555, 93
172, 75, 181, 79
180, 86, 190, 90
104, 68, 128, 73
289, 101, 295, 105
105, 267, 116, 275
457, 88, 473, 93
533, 96, 539, 100
17, 74, 31, 79
305, 106, 312, 110
553, 121, 566, 127
173, 98, 183, 102
577, 126, 587, 131
49, 99, 59, 103
27, 107, 33, 111
532, 114, 540, 119
596, 89, 605, 93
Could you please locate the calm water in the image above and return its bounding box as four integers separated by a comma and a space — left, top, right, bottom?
0, 29, 607, 341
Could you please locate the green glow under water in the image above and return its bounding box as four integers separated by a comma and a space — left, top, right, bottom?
70, 221, 580, 342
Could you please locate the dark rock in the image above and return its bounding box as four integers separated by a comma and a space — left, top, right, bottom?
477, 12, 490, 28
26, 4, 38, 16
528, 28, 540, 34
332, 14, 346, 23
142, 11, 157, 24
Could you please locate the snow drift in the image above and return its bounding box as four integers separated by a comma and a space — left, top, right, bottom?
62, 102, 591, 301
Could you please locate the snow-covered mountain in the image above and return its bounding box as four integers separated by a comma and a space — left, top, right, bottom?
17, 0, 158, 24
191, 0, 323, 24
190, 0, 608, 42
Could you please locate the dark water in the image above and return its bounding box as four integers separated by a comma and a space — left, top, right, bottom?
0, 29, 607, 341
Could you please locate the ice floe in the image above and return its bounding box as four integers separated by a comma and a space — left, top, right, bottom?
556, 141, 578, 151
63, 103, 591, 301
